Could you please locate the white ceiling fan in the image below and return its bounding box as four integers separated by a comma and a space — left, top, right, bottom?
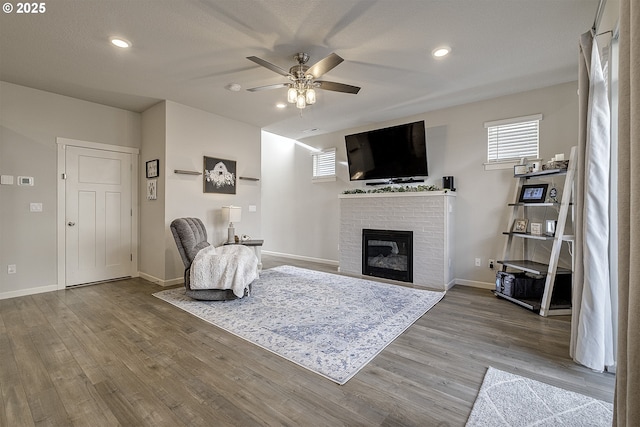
246, 52, 361, 109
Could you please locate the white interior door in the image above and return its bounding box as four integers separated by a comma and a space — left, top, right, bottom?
65, 146, 132, 286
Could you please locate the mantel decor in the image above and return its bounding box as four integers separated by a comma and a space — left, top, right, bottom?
203, 156, 236, 194
342, 184, 441, 195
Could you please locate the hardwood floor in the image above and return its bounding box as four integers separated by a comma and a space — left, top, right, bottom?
2, 255, 615, 426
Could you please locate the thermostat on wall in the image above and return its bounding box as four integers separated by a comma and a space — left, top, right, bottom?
17, 176, 34, 186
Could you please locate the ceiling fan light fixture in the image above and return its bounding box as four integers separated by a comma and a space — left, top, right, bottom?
296, 94, 306, 109
305, 88, 316, 105
287, 87, 298, 103
432, 46, 451, 58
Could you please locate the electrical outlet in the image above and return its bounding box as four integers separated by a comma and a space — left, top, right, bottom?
489, 259, 495, 269
8, 264, 16, 274
475, 257, 481, 267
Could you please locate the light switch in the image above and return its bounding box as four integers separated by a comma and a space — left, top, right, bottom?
30, 203, 43, 212
0, 175, 14, 185
249, 205, 257, 212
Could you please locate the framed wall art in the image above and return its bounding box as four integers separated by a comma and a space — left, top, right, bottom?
146, 179, 157, 200
203, 156, 236, 194
146, 159, 159, 178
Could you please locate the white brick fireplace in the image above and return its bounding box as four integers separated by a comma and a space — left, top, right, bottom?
339, 191, 455, 290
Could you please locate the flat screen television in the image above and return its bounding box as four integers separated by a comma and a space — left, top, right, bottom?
345, 120, 427, 182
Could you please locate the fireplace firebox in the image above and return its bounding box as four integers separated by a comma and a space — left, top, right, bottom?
362, 229, 413, 282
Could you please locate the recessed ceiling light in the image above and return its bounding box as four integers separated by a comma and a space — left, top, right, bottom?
226, 83, 242, 92
432, 46, 451, 58
276, 103, 287, 109
110, 37, 131, 49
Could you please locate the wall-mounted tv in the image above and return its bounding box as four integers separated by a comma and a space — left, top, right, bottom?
345, 120, 427, 182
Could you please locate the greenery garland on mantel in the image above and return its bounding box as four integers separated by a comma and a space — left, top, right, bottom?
342, 184, 443, 195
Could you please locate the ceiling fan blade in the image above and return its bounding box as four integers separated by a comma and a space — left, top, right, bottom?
316, 80, 361, 94
246, 56, 291, 77
307, 53, 344, 78
246, 83, 289, 92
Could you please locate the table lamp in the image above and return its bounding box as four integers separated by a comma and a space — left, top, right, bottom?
222, 205, 241, 243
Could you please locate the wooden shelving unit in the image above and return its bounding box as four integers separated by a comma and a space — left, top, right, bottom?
496, 146, 577, 317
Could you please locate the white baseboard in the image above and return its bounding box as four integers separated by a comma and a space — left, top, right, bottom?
138, 272, 183, 287
445, 278, 457, 291
454, 278, 495, 290
262, 250, 339, 267
0, 284, 59, 300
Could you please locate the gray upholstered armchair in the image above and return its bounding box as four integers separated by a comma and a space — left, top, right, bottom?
170, 217, 257, 300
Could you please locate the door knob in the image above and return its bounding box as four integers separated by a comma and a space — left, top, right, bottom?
68, 221, 75, 226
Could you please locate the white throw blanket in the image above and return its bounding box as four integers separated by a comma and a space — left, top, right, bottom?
190, 245, 258, 298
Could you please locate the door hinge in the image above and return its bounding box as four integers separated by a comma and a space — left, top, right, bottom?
131, 254, 133, 261
61, 173, 67, 180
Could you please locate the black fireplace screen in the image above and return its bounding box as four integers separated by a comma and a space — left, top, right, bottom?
362, 229, 413, 282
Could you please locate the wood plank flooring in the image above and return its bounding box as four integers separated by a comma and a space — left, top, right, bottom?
1, 255, 615, 426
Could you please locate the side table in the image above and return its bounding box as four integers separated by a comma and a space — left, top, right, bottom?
224, 239, 264, 271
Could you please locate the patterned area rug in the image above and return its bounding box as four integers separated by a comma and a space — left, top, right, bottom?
153, 265, 444, 384
466, 367, 613, 426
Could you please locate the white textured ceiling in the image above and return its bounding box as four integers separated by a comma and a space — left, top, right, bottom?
0, 0, 598, 140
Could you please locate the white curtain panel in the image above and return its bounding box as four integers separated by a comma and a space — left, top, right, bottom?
571, 31, 615, 371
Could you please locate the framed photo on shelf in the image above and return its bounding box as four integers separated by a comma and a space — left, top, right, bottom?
512, 218, 529, 233
146, 159, 159, 178
514, 164, 528, 176
518, 183, 549, 203
546, 220, 557, 236
530, 222, 542, 235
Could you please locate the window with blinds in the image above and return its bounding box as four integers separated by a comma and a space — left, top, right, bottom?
485, 114, 542, 166
312, 148, 336, 181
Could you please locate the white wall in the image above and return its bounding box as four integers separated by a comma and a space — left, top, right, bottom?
261, 82, 578, 285
140, 101, 167, 281
261, 131, 342, 264
0, 81, 141, 298
138, 101, 262, 284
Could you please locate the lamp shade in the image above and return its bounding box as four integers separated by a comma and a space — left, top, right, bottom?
296, 93, 306, 109
287, 87, 297, 103
222, 205, 242, 223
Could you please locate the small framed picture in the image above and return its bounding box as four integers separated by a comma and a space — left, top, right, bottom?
530, 222, 542, 235
514, 164, 528, 176
546, 220, 557, 236
518, 183, 549, 203
146, 159, 159, 178
146, 179, 157, 200
512, 218, 529, 233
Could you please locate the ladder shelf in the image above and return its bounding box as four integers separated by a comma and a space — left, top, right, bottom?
496, 146, 576, 317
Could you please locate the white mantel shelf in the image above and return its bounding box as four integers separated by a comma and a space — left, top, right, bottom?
339, 190, 456, 199
339, 191, 455, 291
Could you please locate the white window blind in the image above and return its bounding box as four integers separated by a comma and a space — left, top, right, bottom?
312, 148, 336, 180
485, 114, 542, 163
